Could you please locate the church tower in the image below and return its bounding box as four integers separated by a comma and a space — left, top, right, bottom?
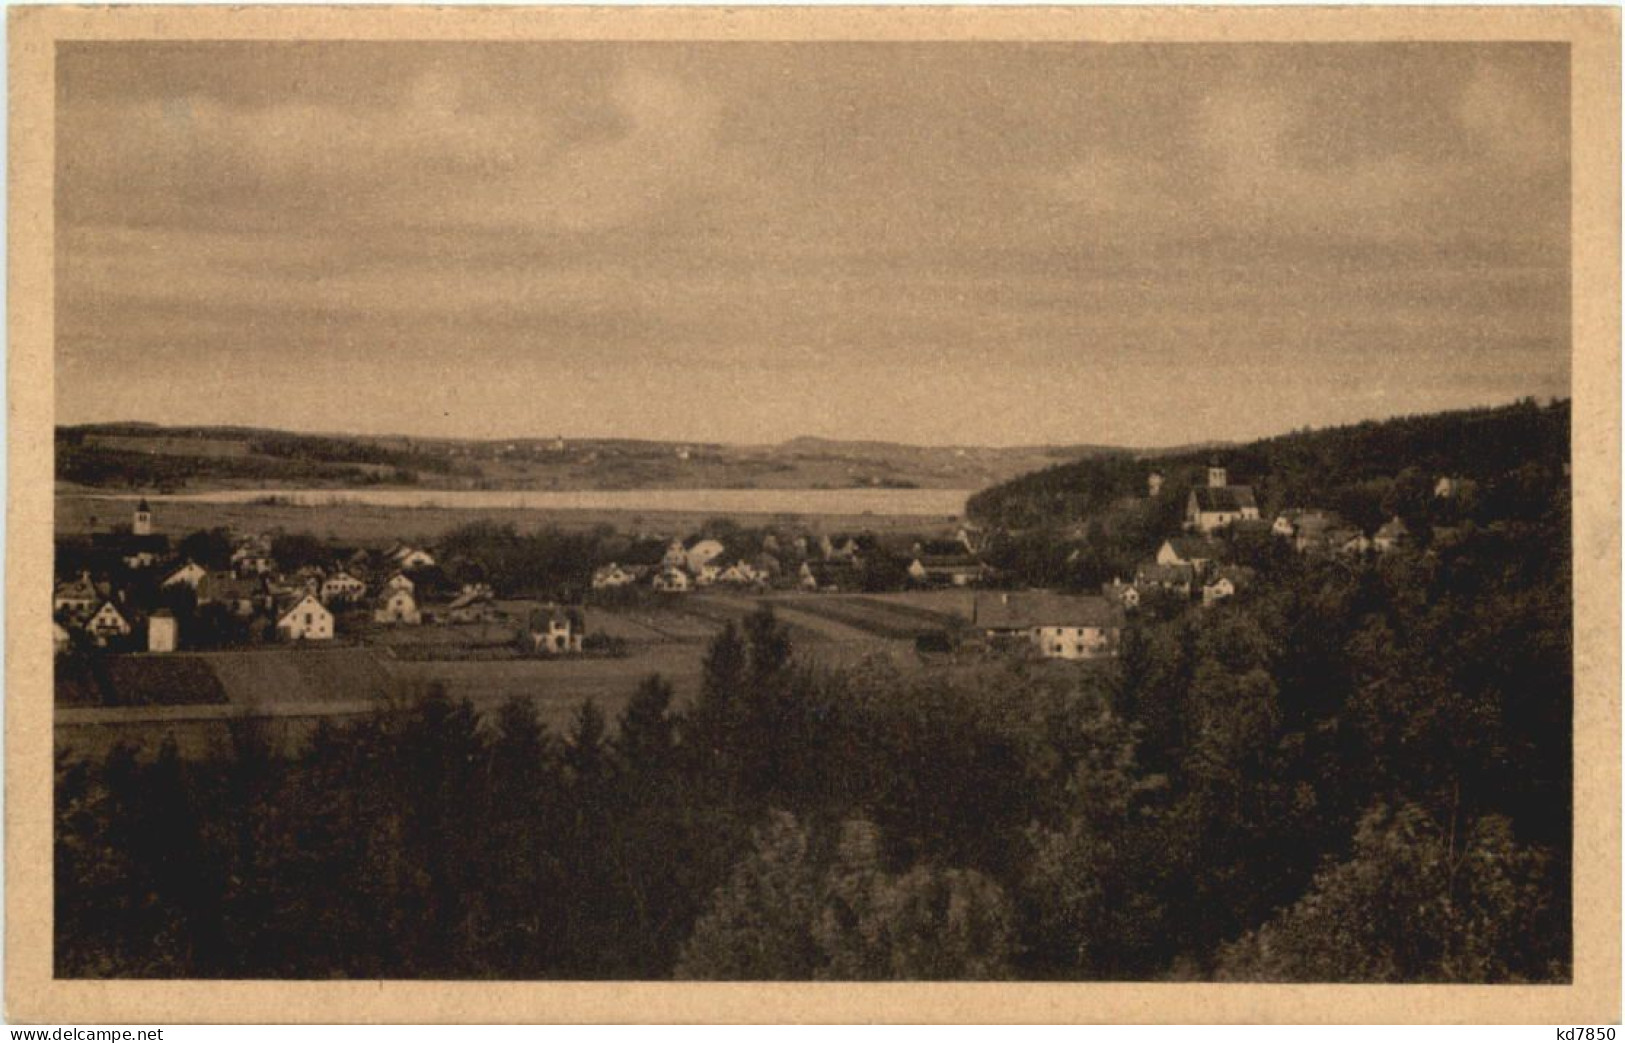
1207, 465, 1228, 489
133, 498, 153, 536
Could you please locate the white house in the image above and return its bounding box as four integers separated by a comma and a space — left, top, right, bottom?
652, 567, 692, 593
162, 559, 209, 589
389, 544, 436, 570
276, 593, 334, 641
320, 570, 367, 604
1202, 577, 1236, 607
592, 563, 639, 590
373, 588, 421, 625
84, 600, 131, 645
384, 572, 416, 594
974, 592, 1124, 661
907, 555, 987, 587
53, 573, 101, 617
714, 561, 762, 586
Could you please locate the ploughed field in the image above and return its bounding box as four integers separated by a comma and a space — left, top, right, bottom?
55, 592, 965, 758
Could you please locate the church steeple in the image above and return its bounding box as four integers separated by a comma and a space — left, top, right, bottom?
133, 498, 153, 536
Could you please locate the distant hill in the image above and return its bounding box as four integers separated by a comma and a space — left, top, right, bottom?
55, 423, 1153, 495
966, 399, 1570, 531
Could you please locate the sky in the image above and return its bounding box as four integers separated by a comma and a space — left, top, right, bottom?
55, 42, 1571, 447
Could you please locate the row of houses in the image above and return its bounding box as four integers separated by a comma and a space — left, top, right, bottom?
592, 529, 995, 595
55, 503, 586, 654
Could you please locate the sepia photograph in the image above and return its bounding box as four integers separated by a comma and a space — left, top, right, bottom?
8, 4, 1620, 1025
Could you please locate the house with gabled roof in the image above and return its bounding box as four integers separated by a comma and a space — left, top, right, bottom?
320, 569, 367, 605
161, 559, 208, 590
197, 572, 268, 617
651, 566, 692, 593
1134, 562, 1196, 595
53, 572, 102, 618
84, 600, 132, 646
275, 593, 334, 642
973, 592, 1125, 660
907, 553, 988, 587
373, 587, 421, 625
1156, 537, 1227, 577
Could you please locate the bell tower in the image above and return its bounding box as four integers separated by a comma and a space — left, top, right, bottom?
133, 498, 153, 536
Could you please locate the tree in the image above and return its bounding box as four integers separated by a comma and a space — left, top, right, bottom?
675, 811, 822, 979
1217, 803, 1565, 983
177, 527, 234, 570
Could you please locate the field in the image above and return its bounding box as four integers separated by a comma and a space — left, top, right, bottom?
54, 491, 964, 545
55, 588, 964, 757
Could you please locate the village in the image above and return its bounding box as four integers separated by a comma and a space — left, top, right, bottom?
53, 457, 1452, 691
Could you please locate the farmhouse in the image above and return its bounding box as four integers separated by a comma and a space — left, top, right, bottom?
197, 572, 267, 617
373, 588, 421, 625
591, 563, 640, 589
1185, 465, 1260, 534
1135, 563, 1196, 595
320, 570, 368, 605
1272, 509, 1347, 553
84, 600, 132, 646
652, 567, 692, 593
799, 560, 860, 592
276, 593, 334, 642
1156, 537, 1227, 577
387, 544, 436, 570
54, 572, 102, 617
444, 584, 500, 623
974, 592, 1124, 660
907, 554, 988, 587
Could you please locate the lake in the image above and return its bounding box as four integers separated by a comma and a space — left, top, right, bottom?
90, 487, 976, 518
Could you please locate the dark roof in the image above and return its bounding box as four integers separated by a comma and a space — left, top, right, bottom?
200, 572, 264, 601
976, 593, 1123, 631
1136, 563, 1196, 586
1163, 536, 1224, 562
275, 592, 325, 617
1191, 486, 1257, 512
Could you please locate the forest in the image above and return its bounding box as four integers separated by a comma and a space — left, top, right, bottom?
57, 478, 1570, 980
966, 398, 1570, 532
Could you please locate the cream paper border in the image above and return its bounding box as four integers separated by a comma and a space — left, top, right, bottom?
7, 5, 1619, 1024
